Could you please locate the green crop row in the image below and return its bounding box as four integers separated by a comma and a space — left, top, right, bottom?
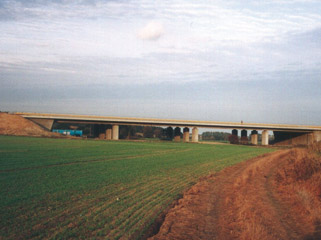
0, 135, 274, 239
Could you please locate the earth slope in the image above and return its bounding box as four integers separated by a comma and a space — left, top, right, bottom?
0, 113, 60, 137
149, 148, 321, 240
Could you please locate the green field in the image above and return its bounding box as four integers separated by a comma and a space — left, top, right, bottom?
0, 136, 274, 239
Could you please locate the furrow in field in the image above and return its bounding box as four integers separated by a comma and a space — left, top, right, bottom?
81, 178, 174, 219
50, 187, 162, 239
4, 181, 144, 239
83, 180, 180, 237
12, 169, 189, 239
119, 199, 173, 240
111, 183, 191, 240
77, 161, 202, 226
2, 158, 217, 239
3, 158, 235, 240
46, 177, 180, 239
106, 177, 192, 239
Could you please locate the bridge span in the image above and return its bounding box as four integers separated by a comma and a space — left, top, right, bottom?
14, 112, 321, 146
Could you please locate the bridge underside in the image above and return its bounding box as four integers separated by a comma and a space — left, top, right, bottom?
274, 131, 321, 146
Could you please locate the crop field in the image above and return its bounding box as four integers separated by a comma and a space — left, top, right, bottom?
0, 136, 274, 239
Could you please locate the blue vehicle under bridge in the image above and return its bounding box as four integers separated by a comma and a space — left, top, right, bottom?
52, 129, 83, 137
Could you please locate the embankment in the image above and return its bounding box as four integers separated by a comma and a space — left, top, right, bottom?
0, 112, 60, 137
149, 147, 321, 240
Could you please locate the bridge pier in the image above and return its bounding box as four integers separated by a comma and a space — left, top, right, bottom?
106, 127, 112, 140
183, 127, 190, 142
229, 129, 239, 144
192, 127, 199, 142
232, 129, 238, 136
112, 125, 119, 140
251, 130, 258, 145
174, 127, 181, 142
240, 129, 248, 144
262, 130, 269, 146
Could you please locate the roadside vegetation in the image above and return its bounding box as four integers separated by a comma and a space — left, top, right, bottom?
0, 135, 274, 239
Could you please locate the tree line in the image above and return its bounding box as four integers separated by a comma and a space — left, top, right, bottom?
202, 131, 230, 141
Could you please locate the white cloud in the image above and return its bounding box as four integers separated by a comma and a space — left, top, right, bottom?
137, 21, 164, 41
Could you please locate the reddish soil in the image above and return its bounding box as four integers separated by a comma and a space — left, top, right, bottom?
0, 112, 61, 137
149, 148, 321, 240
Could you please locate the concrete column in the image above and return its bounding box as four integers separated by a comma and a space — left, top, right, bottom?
106, 128, 112, 140
112, 125, 119, 140
230, 129, 239, 144
183, 127, 190, 142
262, 130, 269, 146
166, 127, 174, 140
232, 129, 238, 136
251, 130, 258, 145
241, 130, 247, 137
192, 127, 199, 142
240, 129, 248, 144
99, 133, 106, 139
174, 127, 181, 142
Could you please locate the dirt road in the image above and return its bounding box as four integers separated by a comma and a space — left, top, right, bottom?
149, 149, 321, 240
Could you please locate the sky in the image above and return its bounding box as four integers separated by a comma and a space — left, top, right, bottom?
1, 0, 321, 126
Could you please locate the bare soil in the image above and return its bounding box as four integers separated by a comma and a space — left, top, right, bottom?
149, 148, 321, 240
0, 112, 61, 137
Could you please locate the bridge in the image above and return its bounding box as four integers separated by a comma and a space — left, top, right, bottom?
14, 112, 321, 146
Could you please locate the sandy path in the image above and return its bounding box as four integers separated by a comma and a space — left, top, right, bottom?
149, 149, 321, 240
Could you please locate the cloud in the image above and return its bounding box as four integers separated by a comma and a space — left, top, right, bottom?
137, 21, 164, 41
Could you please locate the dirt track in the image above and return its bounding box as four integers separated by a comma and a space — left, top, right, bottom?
149, 149, 321, 240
